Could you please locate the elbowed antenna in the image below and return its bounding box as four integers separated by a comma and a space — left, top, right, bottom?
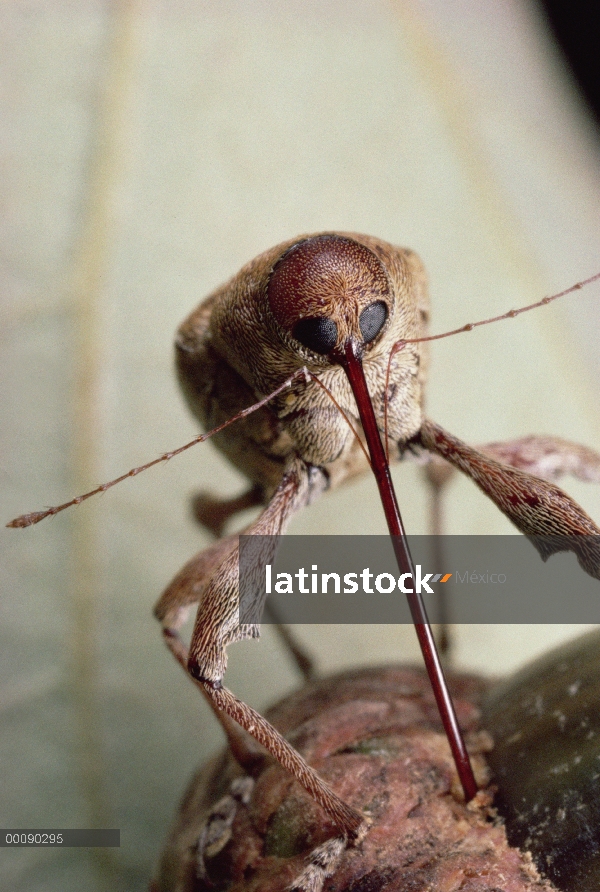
394, 270, 600, 349
382, 269, 600, 454
7, 368, 313, 529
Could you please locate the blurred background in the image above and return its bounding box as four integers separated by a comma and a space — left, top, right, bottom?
2, 1, 600, 889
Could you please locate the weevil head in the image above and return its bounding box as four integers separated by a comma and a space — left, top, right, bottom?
267, 234, 392, 361
203, 231, 427, 391
178, 231, 429, 471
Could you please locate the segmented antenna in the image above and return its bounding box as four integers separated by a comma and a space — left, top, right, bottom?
7, 366, 371, 529
396, 271, 600, 349
383, 271, 600, 454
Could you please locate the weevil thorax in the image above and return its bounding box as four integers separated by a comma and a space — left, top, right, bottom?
209, 232, 429, 467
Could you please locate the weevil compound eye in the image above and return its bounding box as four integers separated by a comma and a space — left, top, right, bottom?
359, 301, 388, 344
267, 234, 391, 354
292, 316, 338, 354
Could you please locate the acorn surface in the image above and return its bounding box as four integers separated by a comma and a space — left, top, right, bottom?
153, 665, 558, 892
483, 627, 600, 892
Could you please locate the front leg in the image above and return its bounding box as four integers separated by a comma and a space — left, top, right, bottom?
420, 433, 600, 657
187, 481, 316, 680
419, 418, 600, 579
478, 435, 600, 484
156, 455, 366, 843
154, 532, 268, 771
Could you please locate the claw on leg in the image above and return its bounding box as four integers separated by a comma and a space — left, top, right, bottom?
289, 837, 348, 892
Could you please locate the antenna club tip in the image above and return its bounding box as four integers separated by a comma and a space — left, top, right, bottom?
7, 511, 45, 528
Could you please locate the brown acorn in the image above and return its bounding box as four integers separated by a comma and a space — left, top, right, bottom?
153, 662, 562, 892
483, 627, 600, 892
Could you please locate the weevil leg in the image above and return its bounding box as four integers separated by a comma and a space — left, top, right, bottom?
202, 684, 365, 842
154, 535, 267, 772
196, 776, 254, 882
191, 484, 263, 538
289, 837, 347, 892
263, 601, 315, 681
159, 455, 366, 842
477, 435, 600, 484
422, 457, 456, 660
419, 418, 600, 579
189, 483, 316, 681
